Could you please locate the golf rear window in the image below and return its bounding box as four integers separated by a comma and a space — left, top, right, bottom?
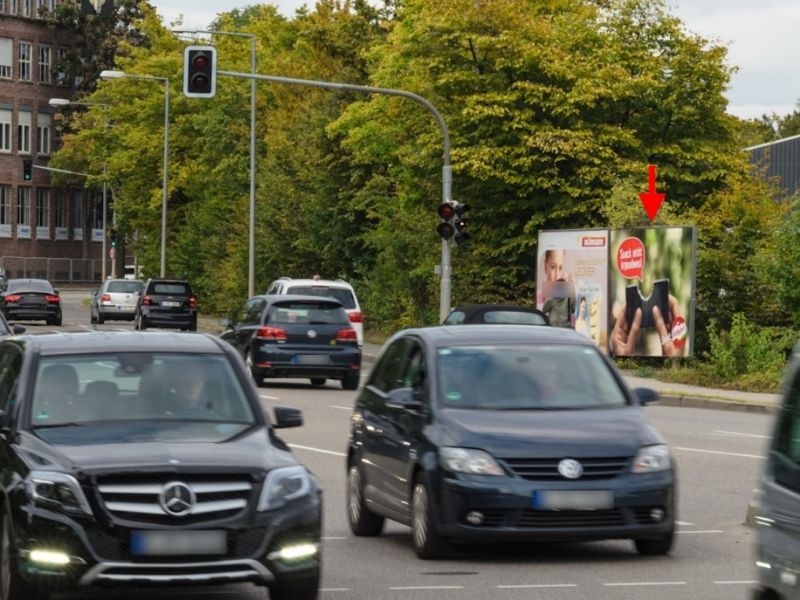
150, 283, 191, 295
286, 285, 356, 309
108, 281, 143, 294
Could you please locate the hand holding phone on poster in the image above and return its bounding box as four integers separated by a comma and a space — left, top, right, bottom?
611, 307, 641, 356
653, 296, 687, 357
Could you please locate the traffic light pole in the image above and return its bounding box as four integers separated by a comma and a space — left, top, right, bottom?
217, 69, 454, 320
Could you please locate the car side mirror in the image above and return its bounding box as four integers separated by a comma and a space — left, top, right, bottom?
273, 406, 303, 429
386, 387, 423, 411
218, 317, 231, 328
12, 324, 25, 335
635, 387, 660, 405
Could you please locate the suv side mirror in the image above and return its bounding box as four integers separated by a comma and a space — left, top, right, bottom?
386, 387, 423, 411
273, 406, 303, 429
12, 324, 25, 335
634, 387, 660, 405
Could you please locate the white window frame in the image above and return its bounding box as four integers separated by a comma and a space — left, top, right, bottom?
21, 0, 29, 17
17, 187, 30, 225
0, 185, 11, 238
0, 38, 12, 79
0, 109, 10, 153
37, 113, 50, 155
9, 0, 17, 16
35, 187, 49, 239
19, 41, 31, 81
17, 111, 31, 154
38, 45, 51, 83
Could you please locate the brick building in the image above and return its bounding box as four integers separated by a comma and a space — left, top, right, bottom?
0, 0, 106, 282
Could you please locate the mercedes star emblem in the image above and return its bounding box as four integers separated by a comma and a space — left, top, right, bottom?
557, 458, 583, 480
160, 481, 196, 517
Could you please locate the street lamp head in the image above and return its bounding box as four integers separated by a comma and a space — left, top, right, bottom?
48, 98, 71, 107
100, 70, 126, 80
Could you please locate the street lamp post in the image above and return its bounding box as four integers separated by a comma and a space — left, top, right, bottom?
99, 70, 170, 278
49, 98, 111, 280
174, 28, 257, 297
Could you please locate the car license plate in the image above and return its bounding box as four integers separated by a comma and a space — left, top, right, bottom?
130, 530, 226, 556
162, 300, 180, 307
294, 355, 330, 365
532, 490, 613, 510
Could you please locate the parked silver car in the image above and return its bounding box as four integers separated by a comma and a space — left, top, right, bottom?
90, 279, 144, 324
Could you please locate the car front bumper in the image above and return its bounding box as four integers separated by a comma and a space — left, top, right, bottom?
435, 470, 675, 542
11, 492, 321, 590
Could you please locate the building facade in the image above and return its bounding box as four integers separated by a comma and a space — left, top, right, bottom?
1, 0, 105, 281
747, 134, 800, 197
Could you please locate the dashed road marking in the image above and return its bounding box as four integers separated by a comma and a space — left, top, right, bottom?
331, 405, 353, 411
320, 589, 352, 592
288, 444, 346, 457
258, 394, 281, 400
676, 521, 695, 526
389, 586, 464, 591
604, 581, 686, 587
674, 446, 764, 460
498, 584, 577, 589
714, 580, 758, 585
677, 530, 724, 534
322, 536, 347, 540
713, 430, 770, 439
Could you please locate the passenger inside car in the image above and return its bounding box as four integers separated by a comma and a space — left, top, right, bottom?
34, 363, 79, 424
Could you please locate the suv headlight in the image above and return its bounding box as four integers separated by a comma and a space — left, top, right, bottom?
440, 447, 504, 476
258, 466, 311, 511
24, 471, 92, 515
632, 445, 671, 473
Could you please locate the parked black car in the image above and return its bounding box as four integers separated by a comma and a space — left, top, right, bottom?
443, 304, 549, 326
347, 325, 675, 559
0, 279, 62, 325
0, 332, 321, 600
220, 295, 361, 390
135, 278, 197, 331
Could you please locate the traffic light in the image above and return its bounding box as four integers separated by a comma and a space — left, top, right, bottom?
109, 228, 117, 248
22, 159, 32, 181
453, 202, 471, 244
183, 45, 217, 98
437, 202, 455, 240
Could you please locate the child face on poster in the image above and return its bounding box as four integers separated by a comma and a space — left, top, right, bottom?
544, 250, 571, 282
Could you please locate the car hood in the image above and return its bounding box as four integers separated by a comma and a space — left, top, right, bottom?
19, 423, 297, 475
437, 406, 660, 458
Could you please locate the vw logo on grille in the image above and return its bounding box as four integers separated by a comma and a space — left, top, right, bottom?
307, 330, 317, 339
160, 481, 196, 517
557, 458, 583, 480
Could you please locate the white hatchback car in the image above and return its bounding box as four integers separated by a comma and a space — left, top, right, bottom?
267, 277, 363, 346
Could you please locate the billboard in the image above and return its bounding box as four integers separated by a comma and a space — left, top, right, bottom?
609, 227, 696, 358
536, 230, 609, 352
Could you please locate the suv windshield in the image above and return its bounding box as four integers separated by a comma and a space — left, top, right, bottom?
268, 301, 349, 325
107, 281, 143, 294
287, 285, 356, 309
150, 282, 191, 295
31, 353, 254, 427
437, 344, 628, 410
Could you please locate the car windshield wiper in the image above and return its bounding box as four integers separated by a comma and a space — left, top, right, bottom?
32, 422, 85, 429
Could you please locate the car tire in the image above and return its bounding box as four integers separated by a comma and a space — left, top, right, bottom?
90, 312, 97, 324
245, 351, 263, 387
310, 378, 326, 387
411, 473, 451, 559
96, 313, 104, 325
341, 373, 359, 391
347, 464, 384, 536
268, 569, 320, 600
135, 315, 145, 331
1, 513, 49, 600
633, 528, 674, 556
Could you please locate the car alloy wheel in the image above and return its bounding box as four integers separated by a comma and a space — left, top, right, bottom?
411, 475, 451, 559
412, 483, 428, 550
347, 464, 383, 536
349, 466, 363, 524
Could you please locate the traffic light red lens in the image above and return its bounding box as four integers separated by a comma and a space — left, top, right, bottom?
437, 203, 455, 220
192, 55, 209, 69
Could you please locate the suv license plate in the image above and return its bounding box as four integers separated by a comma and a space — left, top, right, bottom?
294, 355, 330, 365
131, 530, 226, 556
532, 490, 613, 510
162, 300, 180, 307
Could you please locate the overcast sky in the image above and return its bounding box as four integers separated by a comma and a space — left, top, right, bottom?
150, 0, 800, 120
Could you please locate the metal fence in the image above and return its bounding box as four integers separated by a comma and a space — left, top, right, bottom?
0, 257, 103, 283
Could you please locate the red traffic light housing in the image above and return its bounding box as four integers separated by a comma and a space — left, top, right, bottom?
183, 45, 217, 98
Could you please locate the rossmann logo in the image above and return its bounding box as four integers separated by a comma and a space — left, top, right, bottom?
581, 236, 606, 247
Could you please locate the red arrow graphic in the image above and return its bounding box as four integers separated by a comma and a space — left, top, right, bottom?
638, 164, 666, 222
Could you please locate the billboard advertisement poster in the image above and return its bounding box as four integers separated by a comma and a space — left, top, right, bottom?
608, 226, 696, 358
536, 230, 609, 352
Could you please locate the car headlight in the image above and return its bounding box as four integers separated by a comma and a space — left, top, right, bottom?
439, 447, 504, 476
632, 445, 671, 473
258, 466, 311, 511
24, 471, 92, 515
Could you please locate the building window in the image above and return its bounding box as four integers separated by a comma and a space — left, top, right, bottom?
53, 190, 67, 227
92, 191, 104, 229
72, 189, 83, 239
17, 187, 29, 225
17, 111, 31, 154
19, 42, 31, 81
0, 37, 11, 79
37, 114, 50, 155
8, 0, 17, 15
0, 109, 10, 153
56, 46, 68, 85
21, 0, 29, 17
38, 45, 51, 83
0, 186, 10, 238
35, 188, 49, 238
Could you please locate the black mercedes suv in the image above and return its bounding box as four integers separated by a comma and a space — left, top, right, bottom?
135, 278, 197, 331
0, 332, 321, 599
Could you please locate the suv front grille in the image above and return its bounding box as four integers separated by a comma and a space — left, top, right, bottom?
503, 457, 631, 481
96, 475, 255, 525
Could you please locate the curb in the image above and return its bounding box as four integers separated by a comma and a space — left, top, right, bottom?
656, 394, 777, 415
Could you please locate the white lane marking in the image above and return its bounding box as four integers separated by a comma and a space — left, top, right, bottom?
498, 584, 577, 589
713, 430, 770, 440
714, 580, 759, 585
674, 446, 765, 460
322, 536, 347, 540
288, 444, 346, 457
389, 586, 463, 591
676, 530, 724, 534
604, 582, 686, 587
676, 521, 695, 526
320, 589, 352, 592
331, 405, 352, 411
258, 394, 281, 400
77, 324, 90, 330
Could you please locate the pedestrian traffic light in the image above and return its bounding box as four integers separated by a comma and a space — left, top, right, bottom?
437, 202, 455, 240
22, 159, 32, 181
183, 45, 217, 98
453, 202, 471, 244
109, 228, 117, 248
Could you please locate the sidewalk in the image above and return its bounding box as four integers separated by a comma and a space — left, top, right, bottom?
361, 342, 780, 414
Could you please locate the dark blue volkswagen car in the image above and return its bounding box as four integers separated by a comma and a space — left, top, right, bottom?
346, 325, 675, 558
